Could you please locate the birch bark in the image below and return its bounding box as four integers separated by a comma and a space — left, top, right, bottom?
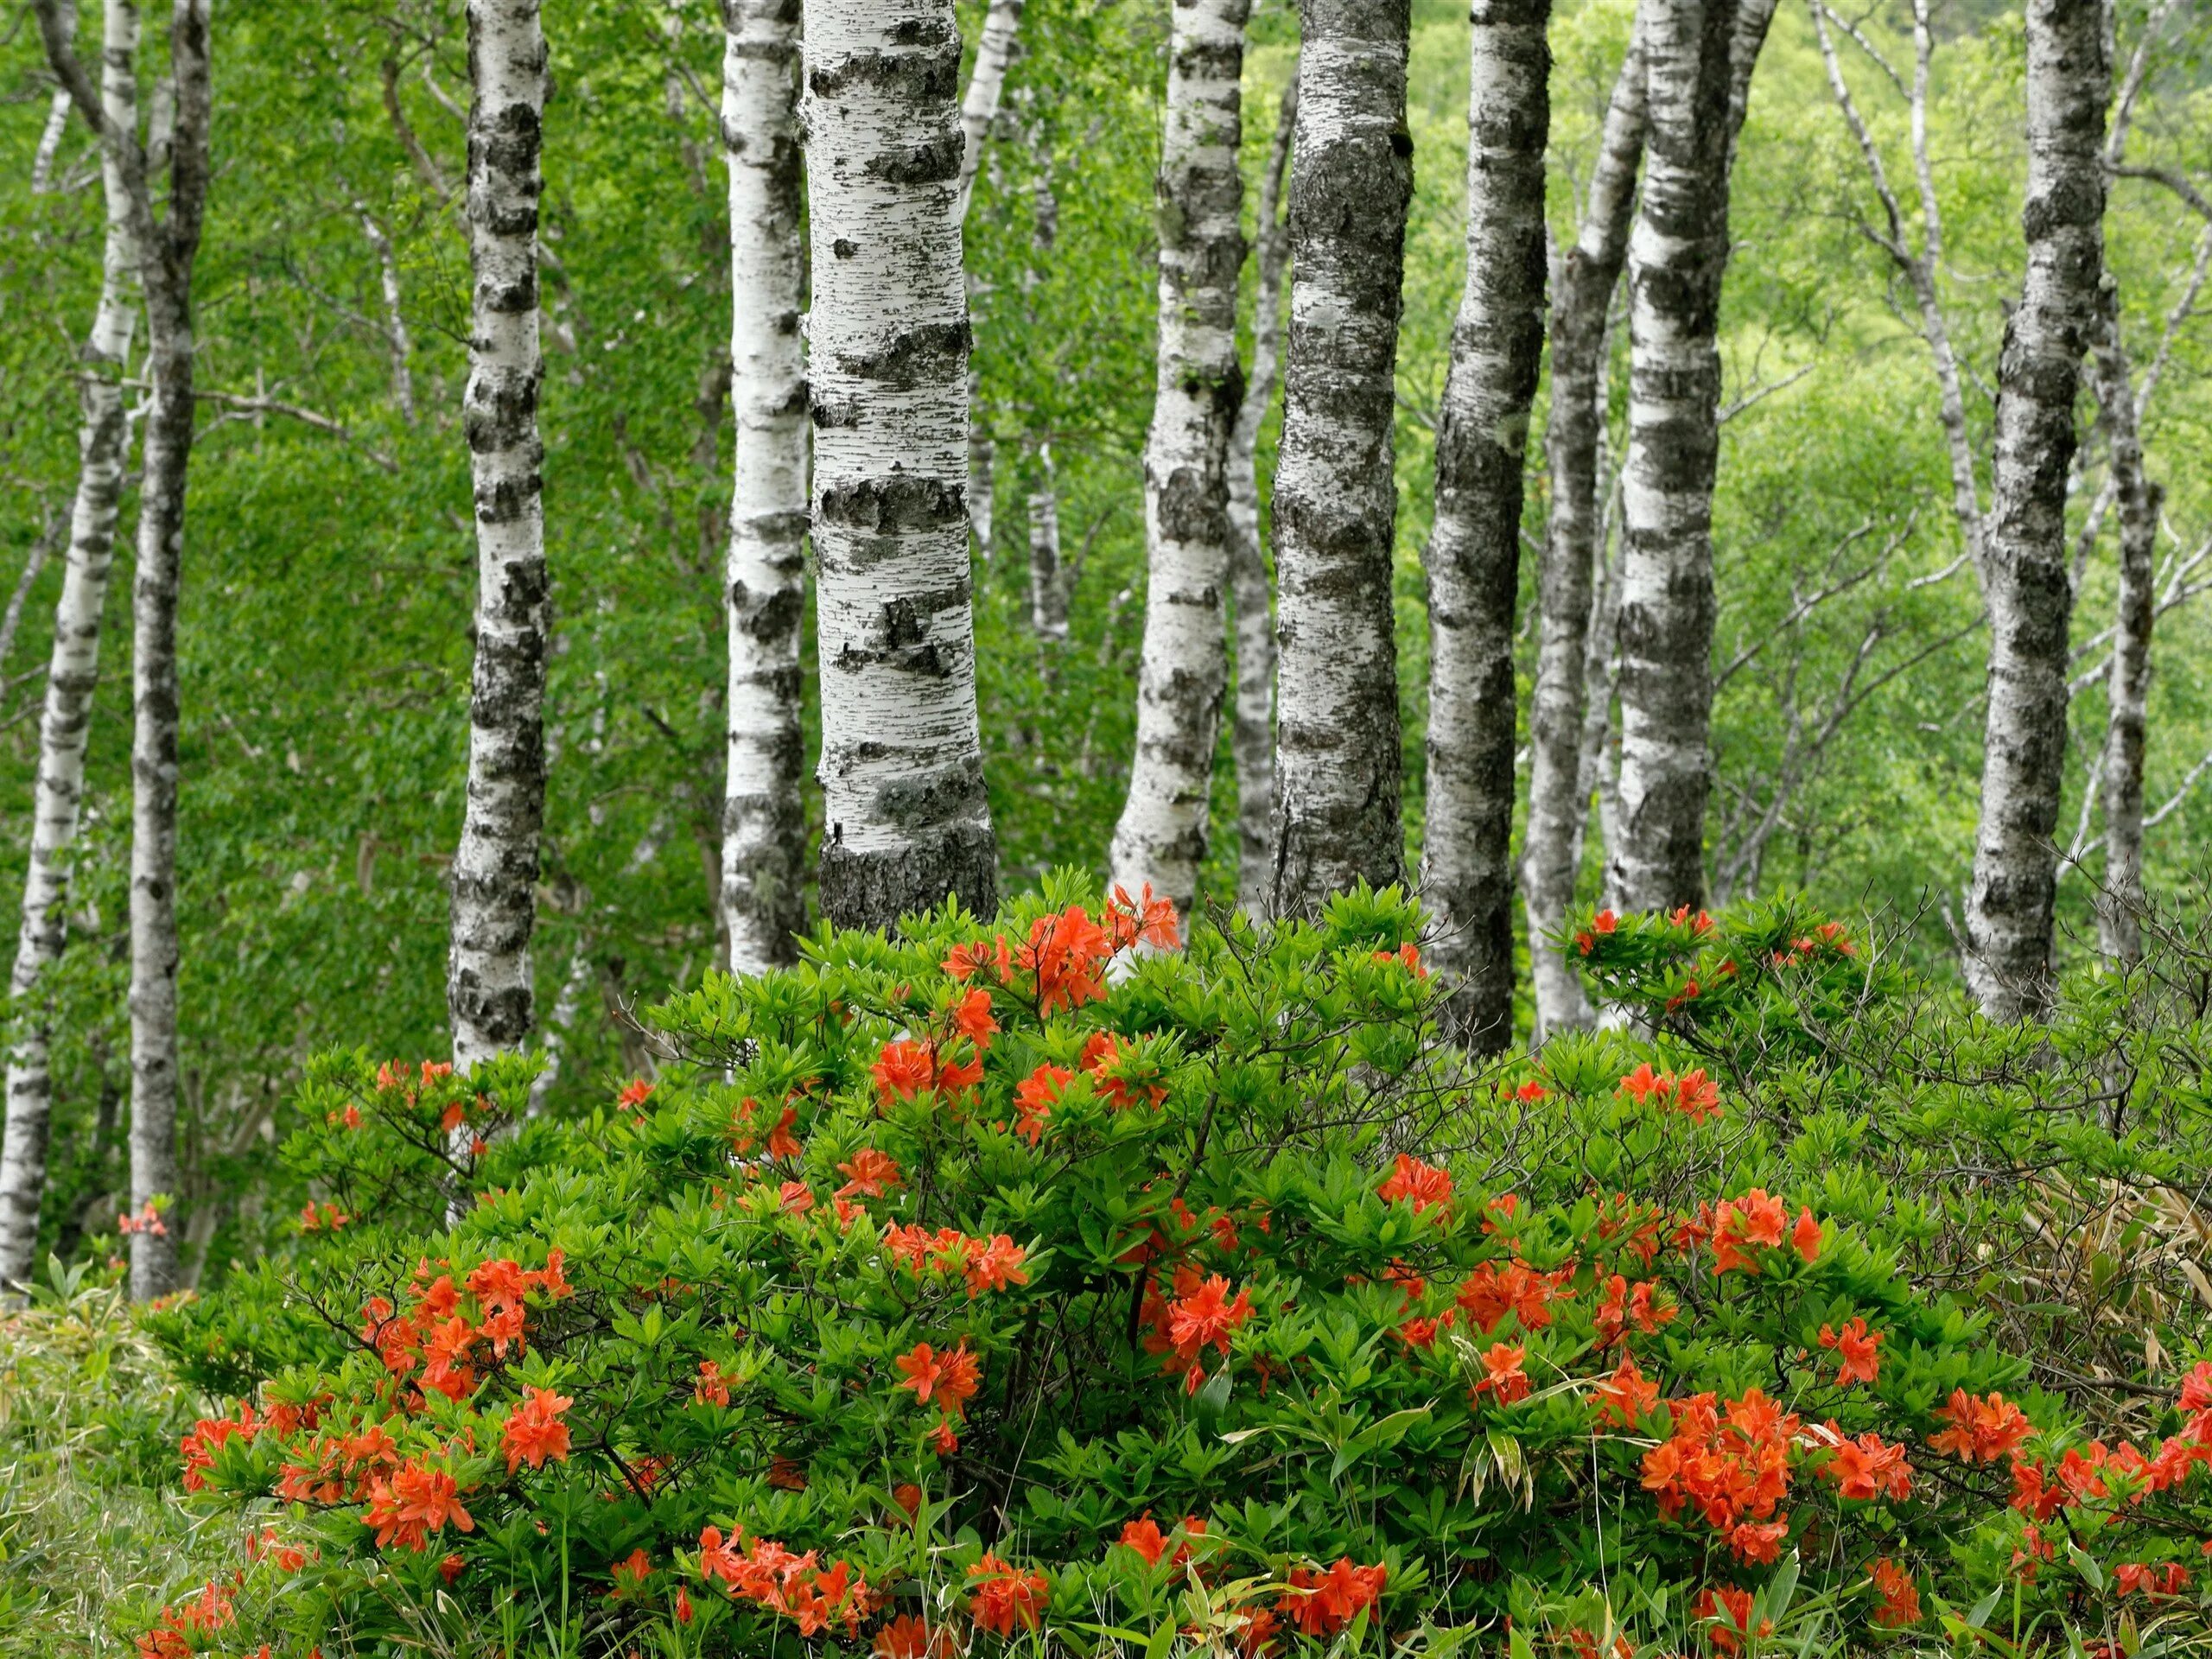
1109, 0, 1250, 915
1419, 0, 1550, 1051
1607, 0, 1740, 915
1963, 0, 2106, 1020
2090, 303, 2153, 965
0, 0, 139, 1294
806, 0, 999, 931
30, 0, 77, 194
1228, 74, 1295, 918
1270, 0, 1414, 912
719, 0, 808, 976
1522, 29, 1643, 1038
449, 0, 550, 1069
1027, 448, 1067, 641
353, 200, 416, 423
957, 0, 1021, 560
125, 0, 211, 1302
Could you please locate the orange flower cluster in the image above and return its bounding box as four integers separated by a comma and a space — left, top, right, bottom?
969, 1553, 1051, 1634
181, 1400, 279, 1493
362, 1460, 475, 1552
1641, 1390, 1799, 1563
357, 1253, 572, 1403
1456, 1257, 1570, 1335
1013, 1062, 1071, 1143
1469, 1342, 1531, 1406
894, 1341, 982, 1450
297, 1201, 352, 1233
697, 1525, 874, 1637
1117, 1512, 1207, 1568
1868, 1558, 1921, 1627
874, 1614, 961, 1659
1573, 909, 1618, 954
135, 1580, 236, 1659
1807, 1421, 1912, 1501
1694, 1586, 1771, 1656
1927, 1389, 2031, 1464
1140, 1268, 1254, 1394
1617, 1064, 1723, 1124
1280, 1558, 1386, 1638
1377, 1154, 1452, 1215
873, 1038, 983, 1103
1593, 1274, 1675, 1344
731, 1095, 804, 1159
1708, 1190, 1821, 1274
1595, 1355, 1661, 1427
501, 1386, 572, 1474
881, 1225, 1029, 1297
1817, 1318, 1883, 1385
1081, 1031, 1169, 1109
2115, 1561, 2191, 1599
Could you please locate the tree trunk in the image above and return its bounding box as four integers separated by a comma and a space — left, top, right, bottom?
449, 0, 550, 1070
1607, 0, 1742, 915
1270, 0, 1414, 912
0, 0, 139, 1294
1109, 0, 1249, 915
125, 0, 212, 1303
955, 0, 1022, 225
1228, 74, 1295, 918
719, 0, 808, 976
2091, 301, 2153, 966
967, 368, 995, 556
807, 0, 999, 931
30, 0, 76, 195
1419, 0, 1550, 1051
1522, 27, 1643, 1038
1027, 447, 1067, 642
353, 200, 416, 423
1963, 0, 2107, 1020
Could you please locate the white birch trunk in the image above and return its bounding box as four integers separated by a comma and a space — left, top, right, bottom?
1270, 0, 1414, 912
1228, 74, 1295, 919
125, 0, 212, 1303
967, 367, 995, 556
719, 0, 809, 977
806, 0, 999, 931
1027, 448, 1067, 641
1522, 29, 1643, 1038
449, 0, 550, 1069
954, 0, 1022, 225
30, 0, 77, 195
1608, 0, 1739, 915
2091, 302, 2154, 967
1963, 0, 2107, 1020
353, 199, 416, 423
1420, 0, 1550, 1051
1109, 0, 1251, 915
0, 0, 138, 1294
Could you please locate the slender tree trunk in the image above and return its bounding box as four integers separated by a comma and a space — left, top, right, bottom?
2091, 302, 2153, 965
1522, 29, 1643, 1038
1963, 0, 2107, 1020
0, 0, 139, 1294
449, 0, 550, 1069
807, 0, 999, 931
353, 200, 416, 423
1109, 0, 1249, 914
1027, 446, 1067, 642
1228, 74, 1295, 919
967, 368, 995, 556
1607, 0, 1739, 915
30, 0, 77, 195
719, 0, 808, 976
125, 0, 211, 1303
957, 0, 1021, 560
1270, 0, 1414, 912
1420, 0, 1550, 1051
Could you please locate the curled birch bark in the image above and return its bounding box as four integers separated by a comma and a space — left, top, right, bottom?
448, 0, 550, 1069
1420, 0, 1550, 1052
1228, 73, 1296, 919
807, 0, 999, 931
1522, 27, 1643, 1039
0, 0, 139, 1294
1963, 0, 2107, 1020
1270, 0, 1414, 912
1109, 0, 1250, 915
718, 0, 808, 976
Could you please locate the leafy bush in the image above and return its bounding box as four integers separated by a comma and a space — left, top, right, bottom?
146, 884, 2212, 1656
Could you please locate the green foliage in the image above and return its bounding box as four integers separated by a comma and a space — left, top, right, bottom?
135, 887, 2212, 1656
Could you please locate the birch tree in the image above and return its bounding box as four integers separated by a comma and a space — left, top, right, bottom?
1419, 0, 1549, 1050
1228, 74, 1295, 918
1521, 27, 1643, 1038
1963, 0, 2107, 1020
958, 0, 1023, 558
718, 0, 808, 976
806, 0, 999, 931
1109, 0, 1250, 916
1607, 0, 1771, 915
1270, 0, 1414, 912
1027, 446, 1068, 641
0, 0, 139, 1294
448, 0, 550, 1070
2088, 311, 2153, 966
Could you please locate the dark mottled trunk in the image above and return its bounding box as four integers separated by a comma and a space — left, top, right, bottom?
2091, 300, 2153, 965
1420, 0, 1551, 1052
1270, 0, 1414, 912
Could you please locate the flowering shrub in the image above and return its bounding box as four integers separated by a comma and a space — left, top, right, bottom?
149, 882, 2212, 1654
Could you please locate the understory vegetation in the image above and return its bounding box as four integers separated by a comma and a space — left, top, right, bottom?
12, 883, 2212, 1656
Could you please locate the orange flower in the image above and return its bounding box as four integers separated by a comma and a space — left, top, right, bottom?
835, 1147, 904, 1199
1868, 1558, 1921, 1628
362, 1461, 475, 1552
1818, 1318, 1882, 1385
1013, 1063, 1071, 1145
961, 1234, 1030, 1297
1595, 1354, 1659, 1427
778, 1180, 816, 1215
502, 1386, 573, 1474
611, 1548, 652, 1592
1813, 1421, 1912, 1501
1470, 1342, 1531, 1406
1165, 1274, 1254, 1363
873, 1040, 938, 1102
618, 1077, 653, 1111
874, 1614, 958, 1659
967, 1554, 1049, 1635
1280, 1558, 1386, 1638
894, 1341, 982, 1418
1020, 906, 1111, 1014
1695, 1586, 1770, 1656
1119, 1514, 1169, 1566
1377, 1154, 1452, 1216
1081, 1031, 1167, 1109
694, 1360, 731, 1408
1928, 1389, 2031, 1464
1107, 882, 1182, 951
1711, 1190, 1788, 1274
951, 988, 998, 1047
